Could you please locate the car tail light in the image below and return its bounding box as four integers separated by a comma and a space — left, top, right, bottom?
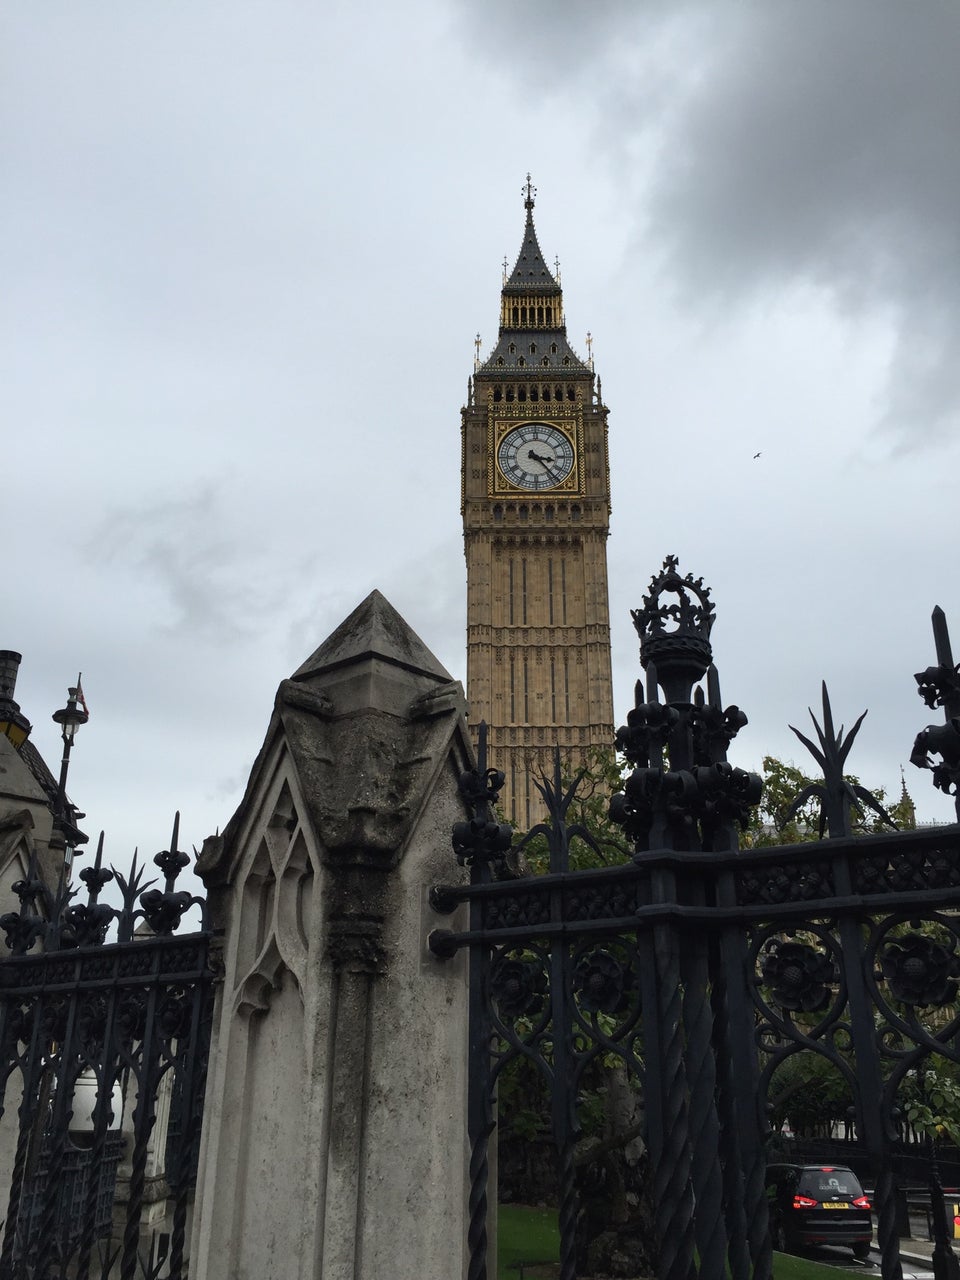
852, 1197, 871, 1209
793, 1195, 818, 1209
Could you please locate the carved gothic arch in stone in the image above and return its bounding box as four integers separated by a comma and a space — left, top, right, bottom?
233, 776, 317, 1014
235, 936, 294, 1017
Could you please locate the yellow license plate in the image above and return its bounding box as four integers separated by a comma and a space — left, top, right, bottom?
822, 1202, 850, 1209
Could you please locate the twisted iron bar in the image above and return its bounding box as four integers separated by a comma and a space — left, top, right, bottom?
557, 1135, 578, 1280
119, 984, 160, 1280
874, 1167, 905, 1280
680, 936, 728, 1279
651, 922, 696, 1280
466, 1118, 494, 1280
709, 979, 752, 1280
32, 994, 81, 1278
0, 1097, 37, 1277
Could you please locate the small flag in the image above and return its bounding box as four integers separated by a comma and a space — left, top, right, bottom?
76, 675, 89, 717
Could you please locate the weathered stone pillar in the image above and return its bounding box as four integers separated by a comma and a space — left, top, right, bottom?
191, 591, 470, 1280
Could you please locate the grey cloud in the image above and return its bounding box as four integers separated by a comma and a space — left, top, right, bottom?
642, 3, 960, 445
455, 0, 960, 446
87, 487, 287, 640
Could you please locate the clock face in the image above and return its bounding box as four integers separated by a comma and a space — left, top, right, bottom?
497, 423, 575, 491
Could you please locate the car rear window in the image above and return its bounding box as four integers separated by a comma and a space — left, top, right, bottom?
798, 1169, 863, 1198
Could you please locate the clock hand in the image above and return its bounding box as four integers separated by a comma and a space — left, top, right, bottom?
528, 449, 556, 466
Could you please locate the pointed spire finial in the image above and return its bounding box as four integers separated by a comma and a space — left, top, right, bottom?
523, 173, 536, 210
474, 332, 482, 372
586, 331, 594, 369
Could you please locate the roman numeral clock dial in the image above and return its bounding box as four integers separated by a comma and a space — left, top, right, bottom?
497, 423, 575, 491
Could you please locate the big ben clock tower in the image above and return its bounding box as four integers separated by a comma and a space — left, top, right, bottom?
462, 178, 614, 827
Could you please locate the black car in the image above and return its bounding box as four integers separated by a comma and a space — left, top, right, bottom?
766, 1163, 873, 1259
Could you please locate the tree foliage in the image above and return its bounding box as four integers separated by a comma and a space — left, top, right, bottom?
740, 755, 916, 848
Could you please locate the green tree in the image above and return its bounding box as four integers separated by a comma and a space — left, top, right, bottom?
514, 744, 631, 873
741, 755, 916, 848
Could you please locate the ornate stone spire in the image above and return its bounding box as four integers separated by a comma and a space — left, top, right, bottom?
477, 178, 590, 373
502, 174, 562, 299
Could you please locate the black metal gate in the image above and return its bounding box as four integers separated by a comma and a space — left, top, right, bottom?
0, 817, 212, 1280
431, 558, 960, 1280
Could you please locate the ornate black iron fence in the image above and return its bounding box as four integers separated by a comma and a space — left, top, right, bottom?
431, 558, 960, 1280
0, 817, 212, 1280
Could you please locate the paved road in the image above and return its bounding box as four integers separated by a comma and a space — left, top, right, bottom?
795, 1244, 935, 1280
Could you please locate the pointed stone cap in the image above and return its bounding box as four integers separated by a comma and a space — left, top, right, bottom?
290, 590, 453, 718
292, 590, 452, 684
201, 590, 470, 885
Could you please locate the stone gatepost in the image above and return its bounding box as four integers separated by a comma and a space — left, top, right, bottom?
191, 591, 470, 1279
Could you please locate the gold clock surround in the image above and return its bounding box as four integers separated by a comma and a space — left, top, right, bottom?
490, 413, 583, 496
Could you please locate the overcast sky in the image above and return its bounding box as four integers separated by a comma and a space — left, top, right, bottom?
4, 0, 959, 873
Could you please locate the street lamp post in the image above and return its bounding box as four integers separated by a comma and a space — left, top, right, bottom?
51, 677, 88, 872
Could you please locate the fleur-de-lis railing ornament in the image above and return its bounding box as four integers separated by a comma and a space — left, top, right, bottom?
0, 848, 50, 954
59, 832, 117, 948
140, 813, 201, 936
450, 722, 513, 869
787, 683, 896, 839
911, 606, 960, 819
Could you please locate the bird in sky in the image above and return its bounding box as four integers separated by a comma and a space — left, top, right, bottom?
753, 451, 762, 459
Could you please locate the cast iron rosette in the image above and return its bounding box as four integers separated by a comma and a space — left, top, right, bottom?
760, 939, 836, 1014
573, 948, 634, 1016
490, 956, 547, 1019
879, 932, 960, 1007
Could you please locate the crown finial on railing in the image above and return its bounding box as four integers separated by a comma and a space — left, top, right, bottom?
631, 556, 716, 706
613, 562, 760, 853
